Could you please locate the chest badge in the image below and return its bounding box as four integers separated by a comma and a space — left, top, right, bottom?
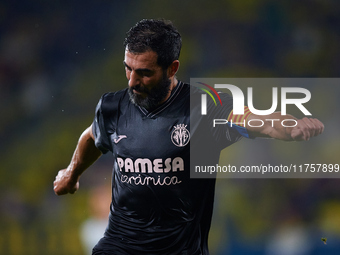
171, 124, 190, 147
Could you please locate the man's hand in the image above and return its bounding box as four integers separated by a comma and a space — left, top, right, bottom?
290, 117, 324, 141
53, 168, 80, 195
53, 125, 102, 196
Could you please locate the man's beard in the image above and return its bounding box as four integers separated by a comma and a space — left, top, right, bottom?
128, 72, 171, 110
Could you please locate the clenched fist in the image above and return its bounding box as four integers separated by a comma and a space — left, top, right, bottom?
290, 117, 324, 141
53, 169, 80, 195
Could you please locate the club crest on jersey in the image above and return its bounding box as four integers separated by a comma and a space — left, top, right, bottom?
171, 124, 190, 147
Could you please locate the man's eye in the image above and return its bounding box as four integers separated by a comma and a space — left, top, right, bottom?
142, 72, 151, 77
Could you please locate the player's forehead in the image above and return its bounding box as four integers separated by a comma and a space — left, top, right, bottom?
124, 49, 161, 70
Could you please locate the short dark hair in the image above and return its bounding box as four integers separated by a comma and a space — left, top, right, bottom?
124, 19, 182, 70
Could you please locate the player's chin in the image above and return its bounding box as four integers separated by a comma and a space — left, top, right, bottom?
133, 94, 149, 104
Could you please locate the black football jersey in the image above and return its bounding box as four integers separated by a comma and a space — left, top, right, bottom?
92, 81, 247, 255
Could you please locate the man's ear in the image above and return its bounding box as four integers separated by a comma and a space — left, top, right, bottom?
167, 60, 180, 78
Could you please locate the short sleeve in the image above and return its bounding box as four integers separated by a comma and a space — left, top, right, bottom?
92, 95, 112, 154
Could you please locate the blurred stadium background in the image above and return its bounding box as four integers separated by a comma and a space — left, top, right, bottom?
1, 0, 340, 254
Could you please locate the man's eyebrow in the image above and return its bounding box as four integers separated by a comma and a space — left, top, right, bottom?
123, 61, 153, 73
123, 61, 130, 69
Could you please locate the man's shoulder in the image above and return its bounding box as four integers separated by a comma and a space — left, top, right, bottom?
97, 88, 129, 114
101, 88, 129, 102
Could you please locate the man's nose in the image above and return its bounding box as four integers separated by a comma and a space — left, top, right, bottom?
128, 71, 140, 88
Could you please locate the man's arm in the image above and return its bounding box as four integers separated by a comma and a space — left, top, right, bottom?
53, 124, 102, 195
246, 112, 324, 141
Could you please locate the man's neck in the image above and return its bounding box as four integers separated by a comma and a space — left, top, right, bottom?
159, 77, 178, 105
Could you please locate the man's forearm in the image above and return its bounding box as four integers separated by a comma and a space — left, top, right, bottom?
247, 112, 324, 141
263, 113, 297, 141
247, 112, 294, 140
54, 125, 102, 195
67, 125, 102, 179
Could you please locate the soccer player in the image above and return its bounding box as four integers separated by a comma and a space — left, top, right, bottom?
53, 19, 324, 255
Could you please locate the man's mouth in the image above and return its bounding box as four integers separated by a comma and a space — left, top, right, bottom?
133, 89, 142, 94
132, 87, 148, 97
